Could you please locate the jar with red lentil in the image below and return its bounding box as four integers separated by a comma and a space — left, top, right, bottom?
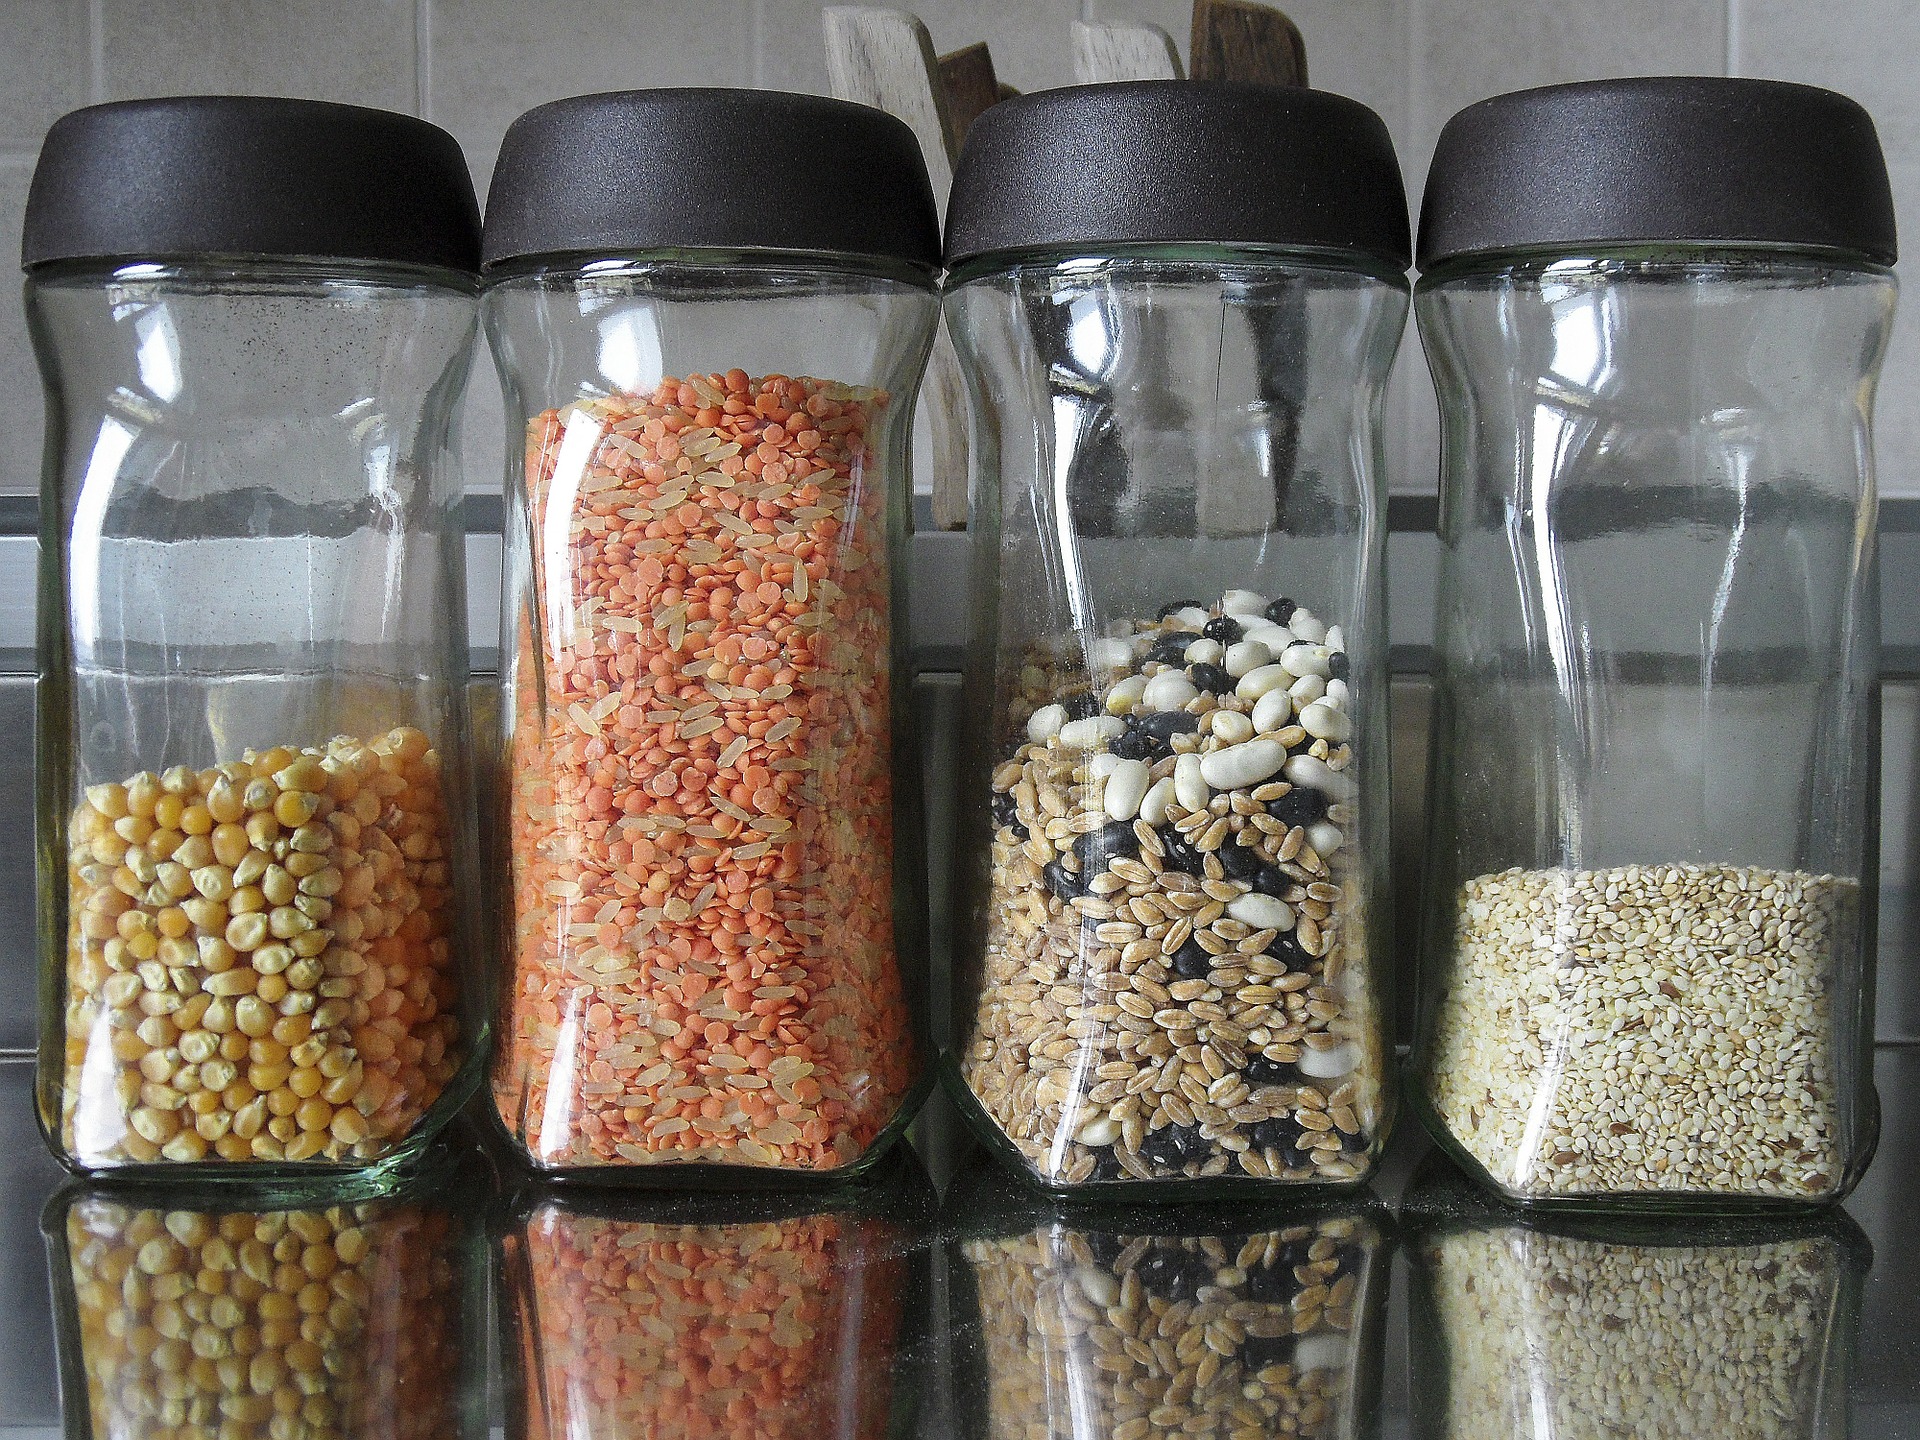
944, 83, 1411, 1193
26, 98, 486, 1179
481, 88, 940, 1178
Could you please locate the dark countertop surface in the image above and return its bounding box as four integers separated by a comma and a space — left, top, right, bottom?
1, 1046, 1915, 1438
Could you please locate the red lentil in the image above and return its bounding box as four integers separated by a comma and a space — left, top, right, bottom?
497, 369, 916, 1170
508, 1206, 904, 1440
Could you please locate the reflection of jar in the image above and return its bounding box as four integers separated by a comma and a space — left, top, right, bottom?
944, 1161, 1389, 1440
481, 89, 940, 1179
1404, 1157, 1867, 1440
943, 83, 1410, 1194
26, 98, 485, 1178
498, 1149, 934, 1439
46, 1167, 484, 1440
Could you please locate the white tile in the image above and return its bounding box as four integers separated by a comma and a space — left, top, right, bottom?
0, 161, 41, 498
0, 0, 88, 152
1739, 0, 1920, 494
431, 0, 753, 192
99, 0, 416, 111
757, 0, 1082, 101
459, 351, 508, 498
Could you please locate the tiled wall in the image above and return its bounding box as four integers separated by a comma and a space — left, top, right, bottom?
0, 0, 1916, 500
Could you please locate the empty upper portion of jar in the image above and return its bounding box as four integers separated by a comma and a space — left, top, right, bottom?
1417, 76, 1897, 272
23, 95, 480, 275
944, 80, 1410, 274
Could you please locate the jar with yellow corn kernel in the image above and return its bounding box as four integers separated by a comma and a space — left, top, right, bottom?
24, 97, 486, 1177
44, 1159, 487, 1440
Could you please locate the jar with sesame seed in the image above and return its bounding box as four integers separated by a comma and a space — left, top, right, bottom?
942, 83, 1410, 1193
26, 98, 486, 1179
1410, 79, 1896, 1209
480, 89, 939, 1178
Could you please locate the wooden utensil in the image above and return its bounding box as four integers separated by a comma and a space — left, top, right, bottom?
1069, 20, 1183, 83
1190, 0, 1308, 87
823, 5, 972, 530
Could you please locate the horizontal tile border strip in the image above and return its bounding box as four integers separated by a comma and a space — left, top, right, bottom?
4, 492, 1919, 537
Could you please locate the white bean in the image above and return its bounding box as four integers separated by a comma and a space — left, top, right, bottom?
1223, 640, 1271, 678
1075, 1116, 1119, 1146
1242, 624, 1293, 654
1299, 700, 1351, 743
1281, 644, 1331, 678
1251, 689, 1293, 734
1220, 588, 1268, 616
1183, 638, 1225, 665
1104, 758, 1151, 822
1308, 821, 1344, 857
1139, 776, 1175, 825
1294, 1334, 1349, 1372
1173, 754, 1208, 812
1235, 664, 1291, 701
1324, 677, 1349, 707
1324, 625, 1344, 651
1289, 611, 1327, 644
1088, 752, 1122, 781
1027, 704, 1066, 743
1059, 716, 1126, 751
1288, 673, 1326, 704
1087, 637, 1135, 670
1285, 753, 1354, 801
1227, 892, 1295, 931
1174, 606, 1210, 628
1209, 710, 1254, 745
1142, 672, 1199, 712
1105, 674, 1149, 715
1199, 738, 1286, 790
1298, 1042, 1358, 1079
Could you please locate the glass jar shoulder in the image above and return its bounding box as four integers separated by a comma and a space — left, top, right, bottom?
946, 242, 1410, 295
27, 255, 479, 302
1415, 244, 1896, 296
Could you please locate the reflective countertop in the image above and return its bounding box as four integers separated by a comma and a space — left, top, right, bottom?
2, 1046, 1915, 1438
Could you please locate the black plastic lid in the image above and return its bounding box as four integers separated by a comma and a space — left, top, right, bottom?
22, 97, 480, 273
944, 81, 1410, 271
1418, 77, 1897, 270
481, 88, 940, 272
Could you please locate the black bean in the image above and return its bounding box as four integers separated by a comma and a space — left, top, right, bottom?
1187, 662, 1230, 694
1041, 861, 1081, 902
1328, 650, 1350, 682
1156, 600, 1204, 620
1265, 932, 1309, 971
1137, 711, 1199, 744
1110, 728, 1156, 761
1087, 1232, 1127, 1267
1250, 1115, 1312, 1172
1060, 692, 1101, 721
1267, 785, 1328, 827
1140, 1122, 1209, 1171
1263, 596, 1297, 625
1090, 1148, 1125, 1181
1170, 937, 1213, 980
1073, 822, 1140, 875
1202, 615, 1243, 643
990, 791, 1017, 829
1217, 842, 1262, 881
1157, 827, 1205, 876
1135, 1245, 1210, 1303
1147, 632, 1199, 665
1250, 865, 1291, 898
1239, 1333, 1297, 1372
1243, 1054, 1294, 1085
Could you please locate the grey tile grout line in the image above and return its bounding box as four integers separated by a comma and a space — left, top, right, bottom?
416, 0, 434, 121
1726, 0, 1743, 77
751, 0, 767, 89
87, 0, 105, 105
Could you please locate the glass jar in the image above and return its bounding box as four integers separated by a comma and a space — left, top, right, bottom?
27, 98, 485, 1179
943, 1157, 1391, 1439
481, 89, 939, 1178
1402, 1155, 1868, 1439
943, 82, 1410, 1192
1410, 78, 1899, 1210
45, 1155, 489, 1440
496, 1148, 934, 1438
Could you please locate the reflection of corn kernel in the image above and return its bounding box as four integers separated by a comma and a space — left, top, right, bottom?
64, 1197, 460, 1440
60, 727, 462, 1168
